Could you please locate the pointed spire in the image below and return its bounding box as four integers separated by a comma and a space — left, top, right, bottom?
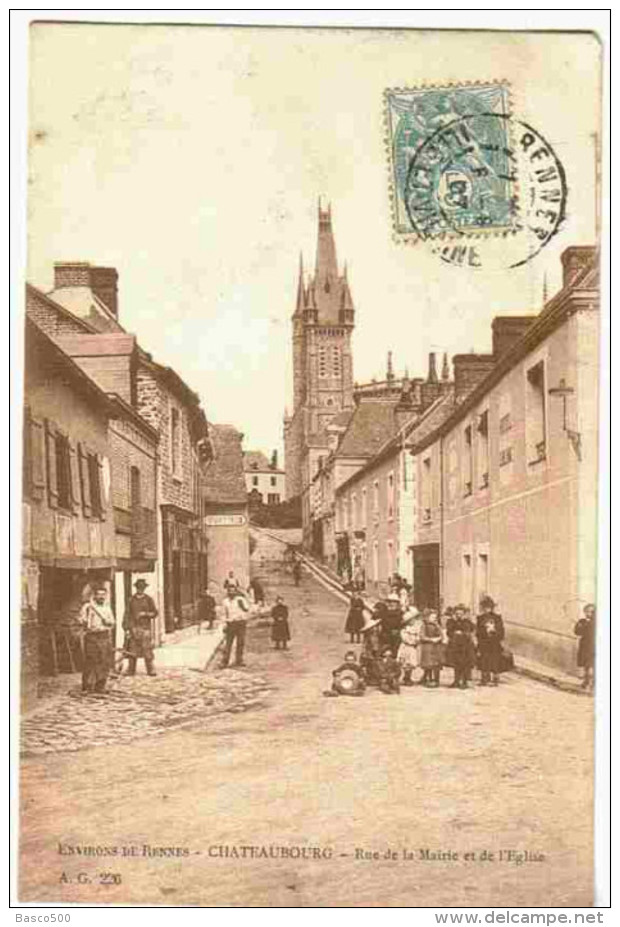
315, 200, 338, 281
441, 352, 450, 381
295, 252, 305, 312
386, 350, 394, 382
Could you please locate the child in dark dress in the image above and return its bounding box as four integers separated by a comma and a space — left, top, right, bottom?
574, 603, 595, 689
271, 596, 291, 650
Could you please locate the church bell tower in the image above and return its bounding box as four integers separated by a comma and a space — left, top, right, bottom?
284, 202, 356, 498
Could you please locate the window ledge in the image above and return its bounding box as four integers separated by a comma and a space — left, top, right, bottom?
528, 456, 547, 467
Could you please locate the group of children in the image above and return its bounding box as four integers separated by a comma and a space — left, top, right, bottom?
328, 592, 508, 697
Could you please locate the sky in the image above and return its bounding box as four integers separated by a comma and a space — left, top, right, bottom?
26, 24, 600, 457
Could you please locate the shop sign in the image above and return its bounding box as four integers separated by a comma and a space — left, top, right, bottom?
204, 514, 247, 527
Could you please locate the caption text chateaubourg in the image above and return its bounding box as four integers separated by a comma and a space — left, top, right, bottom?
57, 843, 545, 865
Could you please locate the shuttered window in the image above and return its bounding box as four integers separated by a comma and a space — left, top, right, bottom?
87, 452, 104, 519
78, 443, 92, 517
54, 434, 72, 510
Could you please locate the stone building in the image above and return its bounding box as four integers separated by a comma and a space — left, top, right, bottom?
26, 262, 210, 642
283, 203, 355, 503
203, 425, 250, 591
410, 245, 599, 674
243, 450, 286, 504
53, 331, 160, 648
133, 355, 209, 635
21, 317, 117, 709
326, 354, 454, 593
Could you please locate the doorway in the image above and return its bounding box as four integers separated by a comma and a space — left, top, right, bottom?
413, 543, 440, 610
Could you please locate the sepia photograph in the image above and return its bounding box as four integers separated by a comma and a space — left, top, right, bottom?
12, 13, 608, 911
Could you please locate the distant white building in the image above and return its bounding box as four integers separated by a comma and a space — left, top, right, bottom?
243, 450, 286, 505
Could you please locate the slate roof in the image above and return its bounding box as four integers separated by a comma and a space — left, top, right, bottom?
406, 389, 456, 451
243, 450, 272, 472
327, 409, 354, 430
203, 424, 248, 505
336, 400, 402, 458
55, 333, 136, 357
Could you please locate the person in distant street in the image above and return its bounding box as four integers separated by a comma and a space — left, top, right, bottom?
223, 570, 239, 594
446, 604, 476, 689
271, 595, 291, 650
124, 579, 158, 677
574, 603, 596, 689
220, 584, 250, 668
359, 614, 383, 686
345, 585, 365, 644
293, 558, 302, 587
78, 584, 115, 693
476, 596, 505, 686
198, 584, 217, 632
250, 577, 265, 607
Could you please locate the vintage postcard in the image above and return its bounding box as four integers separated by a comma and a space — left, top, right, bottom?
15, 19, 606, 911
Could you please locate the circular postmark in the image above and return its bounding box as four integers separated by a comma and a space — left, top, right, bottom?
404, 113, 567, 270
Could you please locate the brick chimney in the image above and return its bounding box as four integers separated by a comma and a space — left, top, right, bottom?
54, 262, 91, 288
453, 354, 496, 401
89, 266, 119, 318
53, 262, 119, 318
492, 317, 536, 358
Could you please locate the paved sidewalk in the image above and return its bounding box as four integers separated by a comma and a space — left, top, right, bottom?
158, 624, 224, 670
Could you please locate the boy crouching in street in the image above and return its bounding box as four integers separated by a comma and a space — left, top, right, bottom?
378, 646, 402, 694
324, 651, 366, 697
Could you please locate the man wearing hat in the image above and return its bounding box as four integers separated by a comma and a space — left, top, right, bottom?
123, 578, 158, 676
380, 593, 404, 657
359, 612, 382, 686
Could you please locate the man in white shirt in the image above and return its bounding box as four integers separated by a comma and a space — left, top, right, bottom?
78, 585, 115, 693
220, 584, 250, 668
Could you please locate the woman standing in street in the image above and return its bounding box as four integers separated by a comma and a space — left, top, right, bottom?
476, 596, 505, 686
574, 603, 596, 689
345, 586, 365, 644
397, 607, 423, 685
420, 608, 444, 687
446, 604, 476, 689
271, 595, 291, 650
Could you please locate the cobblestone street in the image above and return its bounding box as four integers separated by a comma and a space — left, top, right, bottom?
19, 569, 594, 907
21, 667, 272, 755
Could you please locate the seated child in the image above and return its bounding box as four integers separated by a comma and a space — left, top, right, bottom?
377, 646, 402, 694
324, 651, 366, 697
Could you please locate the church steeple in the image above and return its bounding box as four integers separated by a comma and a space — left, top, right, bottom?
295, 252, 305, 314
285, 202, 356, 500
315, 201, 338, 287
